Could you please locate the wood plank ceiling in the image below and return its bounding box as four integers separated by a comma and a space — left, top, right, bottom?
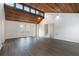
24, 3, 79, 13
4, 3, 79, 24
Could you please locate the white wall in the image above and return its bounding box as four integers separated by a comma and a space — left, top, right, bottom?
45, 13, 79, 43
38, 24, 45, 37
0, 4, 5, 49
5, 20, 36, 39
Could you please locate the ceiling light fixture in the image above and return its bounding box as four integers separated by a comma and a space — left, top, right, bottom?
38, 17, 41, 20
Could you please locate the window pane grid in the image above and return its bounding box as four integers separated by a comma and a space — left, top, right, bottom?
36, 10, 40, 15
5, 3, 14, 7
24, 6, 30, 12
40, 12, 44, 16
5, 3, 44, 17
16, 4, 23, 10
31, 8, 35, 14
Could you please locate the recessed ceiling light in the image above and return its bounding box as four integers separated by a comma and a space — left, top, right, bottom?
38, 17, 41, 20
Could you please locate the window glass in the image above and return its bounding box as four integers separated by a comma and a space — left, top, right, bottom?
26, 24, 30, 31
31, 8, 35, 14
24, 6, 30, 12
20, 25, 25, 32
40, 12, 44, 16
36, 10, 40, 15
16, 4, 23, 9
5, 3, 14, 7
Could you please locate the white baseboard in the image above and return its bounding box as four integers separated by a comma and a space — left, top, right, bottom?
53, 37, 79, 43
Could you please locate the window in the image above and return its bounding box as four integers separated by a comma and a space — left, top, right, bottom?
5, 3, 14, 7
36, 10, 40, 15
31, 8, 35, 14
40, 12, 44, 16
16, 4, 23, 10
26, 24, 30, 32
20, 25, 24, 32
24, 6, 30, 12
5, 3, 44, 18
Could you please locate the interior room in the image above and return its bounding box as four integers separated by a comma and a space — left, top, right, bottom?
0, 3, 79, 56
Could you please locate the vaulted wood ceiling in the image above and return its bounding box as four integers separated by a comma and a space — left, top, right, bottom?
24, 3, 79, 13
4, 3, 79, 24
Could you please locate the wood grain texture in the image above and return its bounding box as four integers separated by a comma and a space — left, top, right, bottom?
0, 37, 79, 56
4, 5, 44, 24
25, 3, 79, 13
